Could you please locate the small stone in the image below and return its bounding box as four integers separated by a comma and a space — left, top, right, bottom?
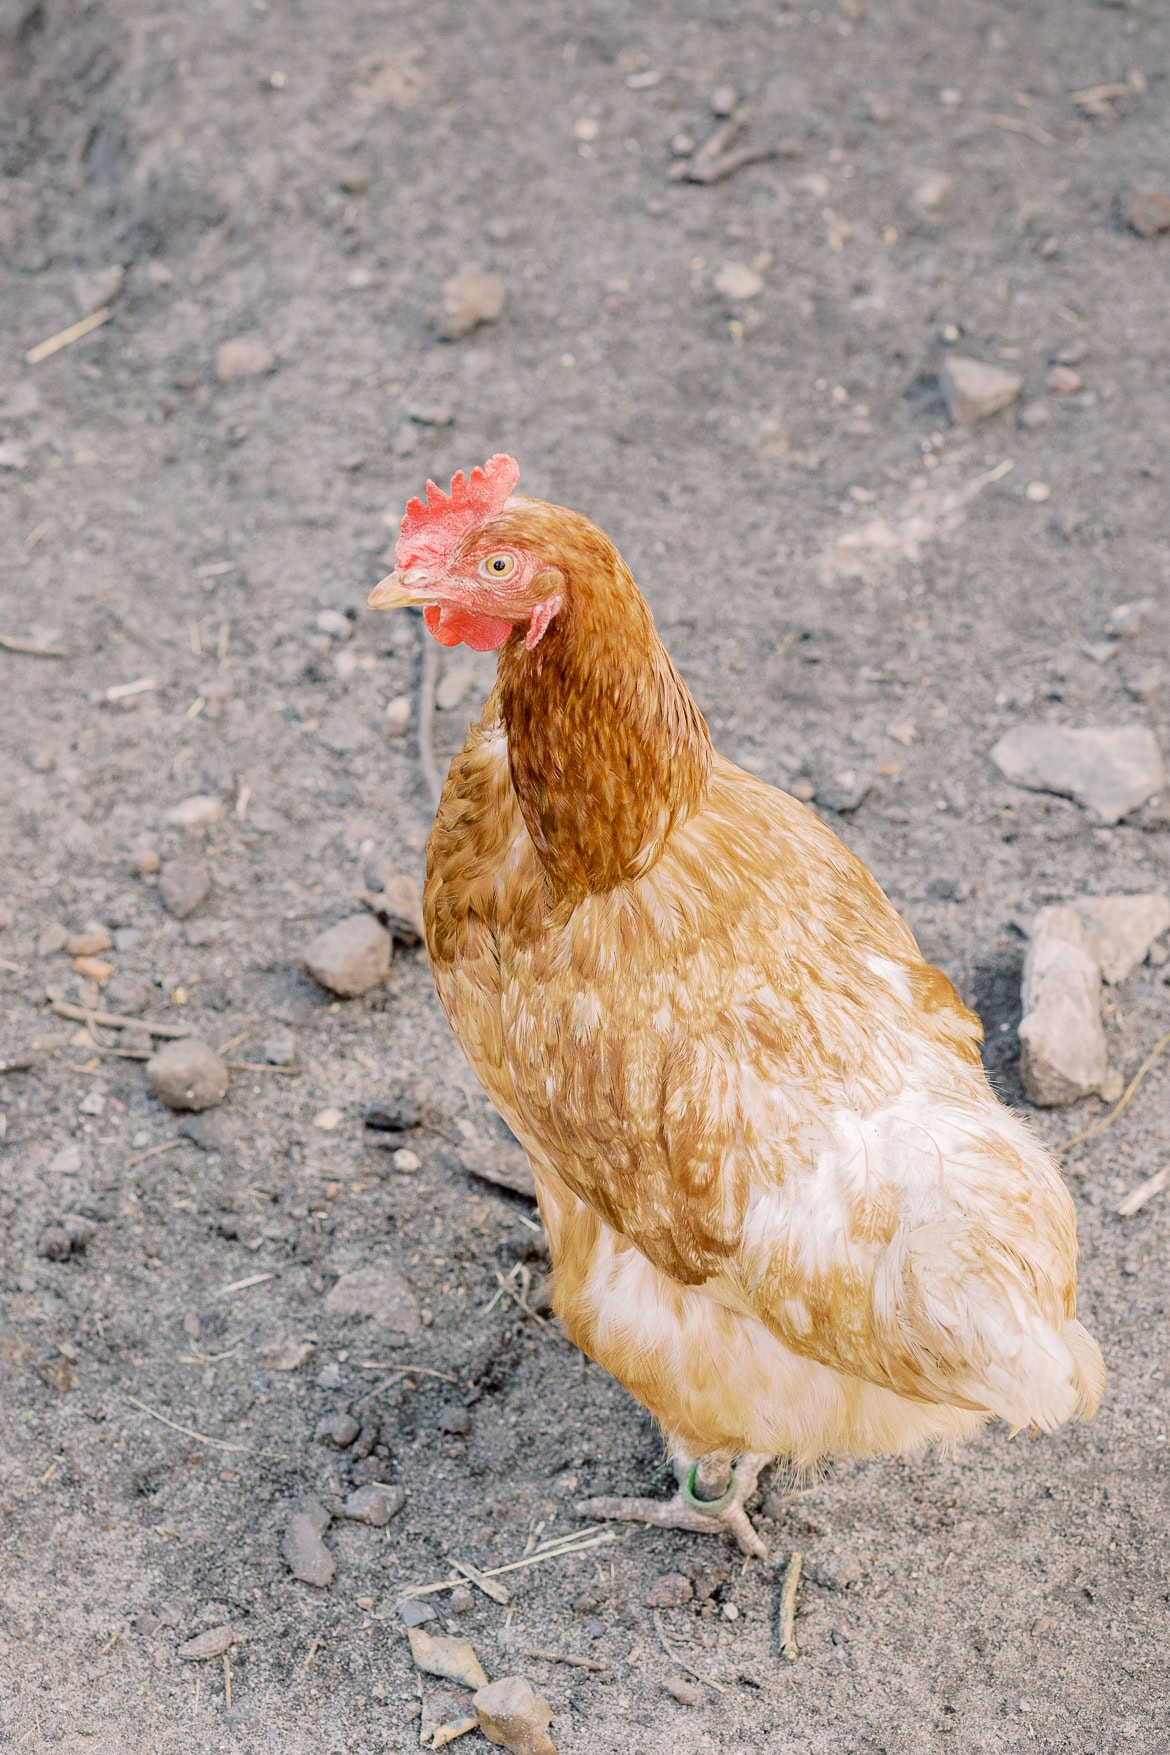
1124, 189, 1170, 238
437, 1404, 471, 1436
316, 608, 354, 640
1045, 365, 1082, 395
324, 1265, 421, 1337
1126, 667, 1164, 704
1018, 401, 1051, 432
130, 841, 161, 876
215, 337, 275, 382
178, 1625, 234, 1661
401, 1597, 439, 1627
256, 1028, 296, 1067
50, 1144, 82, 1175
1082, 641, 1118, 665
808, 1553, 863, 1589
103, 975, 152, 1015
473, 1676, 557, 1755
713, 262, 764, 301
313, 1107, 343, 1131
1072, 894, 1170, 985
178, 1111, 231, 1152
37, 1225, 74, 1262
384, 695, 411, 736
912, 172, 952, 213
317, 1361, 344, 1390
710, 84, 737, 117
282, 1502, 335, 1587
939, 356, 1021, 426
436, 666, 477, 712
262, 1337, 317, 1371
160, 861, 211, 919
165, 795, 224, 831
433, 271, 507, 341
661, 1675, 703, 1706
1019, 907, 1108, 1106
990, 724, 1164, 825
365, 871, 425, 945
643, 1571, 694, 1608
1026, 482, 1051, 504
449, 1585, 475, 1614
671, 131, 696, 156
304, 914, 392, 997
342, 1483, 406, 1525
364, 1086, 424, 1133
408, 1628, 490, 1690
316, 1412, 361, 1448
147, 1039, 229, 1112
78, 1088, 106, 1116
393, 1147, 421, 1174
72, 955, 113, 983
1052, 338, 1089, 366
38, 923, 69, 957
65, 923, 111, 957
815, 771, 872, 814
1106, 600, 1150, 640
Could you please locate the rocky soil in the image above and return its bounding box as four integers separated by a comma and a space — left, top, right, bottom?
1, 1, 1168, 1751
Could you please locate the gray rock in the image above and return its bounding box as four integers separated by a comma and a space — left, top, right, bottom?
316, 1411, 361, 1448
1019, 907, 1109, 1106
160, 860, 211, 919
103, 974, 153, 1015
37, 1225, 73, 1261
990, 724, 1165, 825
1073, 894, 1170, 985
449, 1585, 475, 1614
304, 915, 391, 997
282, 1501, 335, 1587
178, 1111, 231, 1151
400, 1598, 439, 1627
341, 1483, 405, 1526
324, 1265, 420, 1338
939, 355, 1021, 425
1107, 599, 1151, 640
147, 1039, 229, 1112
815, 771, 872, 814
473, 1676, 558, 1755
437, 1405, 472, 1436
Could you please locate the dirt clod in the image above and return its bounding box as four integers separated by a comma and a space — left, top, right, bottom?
304, 914, 391, 997
147, 1038, 229, 1111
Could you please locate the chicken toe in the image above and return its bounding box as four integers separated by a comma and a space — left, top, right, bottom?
576, 1453, 771, 1559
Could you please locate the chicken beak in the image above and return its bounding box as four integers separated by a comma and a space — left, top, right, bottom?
367, 567, 433, 611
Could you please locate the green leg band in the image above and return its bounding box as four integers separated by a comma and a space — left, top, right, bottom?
682, 1460, 738, 1516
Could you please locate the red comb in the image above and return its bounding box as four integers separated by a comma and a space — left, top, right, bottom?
396, 454, 520, 570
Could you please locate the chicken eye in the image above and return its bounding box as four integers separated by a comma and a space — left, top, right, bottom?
480, 553, 515, 580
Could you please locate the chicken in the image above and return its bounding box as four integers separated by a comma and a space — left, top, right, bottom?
368, 454, 1105, 1556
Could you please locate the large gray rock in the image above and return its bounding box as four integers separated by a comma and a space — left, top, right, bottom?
1019, 907, 1108, 1106
991, 724, 1164, 825
147, 1038, 228, 1112
304, 914, 391, 997
939, 355, 1021, 426
1073, 894, 1170, 985
323, 1264, 420, 1338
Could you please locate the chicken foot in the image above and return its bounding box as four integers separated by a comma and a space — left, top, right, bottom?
576, 1452, 771, 1559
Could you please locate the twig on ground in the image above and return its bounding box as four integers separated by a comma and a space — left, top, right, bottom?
987, 113, 1056, 146
25, 307, 113, 364
402, 1526, 617, 1599
1117, 1165, 1170, 1218
303, 1636, 320, 1671
1062, 1032, 1170, 1152
779, 1549, 803, 1662
524, 1650, 609, 1672
50, 1001, 190, 1037
452, 1558, 512, 1605
123, 1139, 185, 1171
125, 1394, 284, 1457
0, 633, 68, 658
357, 1361, 457, 1380
227, 1059, 298, 1075
653, 1608, 727, 1694
218, 1272, 276, 1295
417, 629, 441, 806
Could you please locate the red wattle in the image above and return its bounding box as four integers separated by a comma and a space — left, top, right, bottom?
425, 604, 512, 652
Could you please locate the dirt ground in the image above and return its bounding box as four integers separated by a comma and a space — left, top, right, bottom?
2, 0, 1169, 1750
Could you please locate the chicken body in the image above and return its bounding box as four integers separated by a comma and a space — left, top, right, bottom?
374, 471, 1104, 1534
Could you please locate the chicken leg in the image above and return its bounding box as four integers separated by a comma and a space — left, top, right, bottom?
576, 1451, 771, 1559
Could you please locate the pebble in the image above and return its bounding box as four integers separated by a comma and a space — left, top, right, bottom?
282, 1501, 335, 1587
342, 1483, 406, 1525
364, 1085, 424, 1133
178, 1111, 231, 1152
990, 724, 1164, 825
37, 1225, 74, 1262
314, 1107, 343, 1130
1082, 641, 1117, 665
713, 262, 764, 301
38, 923, 69, 957
257, 1028, 296, 1067
1019, 907, 1108, 1106
215, 337, 275, 381
939, 356, 1021, 426
316, 608, 354, 640
815, 772, 871, 814
433, 271, 507, 341
1127, 667, 1164, 704
65, 923, 111, 957
1025, 482, 1051, 504
130, 841, 161, 876
1107, 600, 1150, 640
1018, 401, 1051, 432
365, 871, 425, 945
643, 1571, 694, 1608
317, 1361, 343, 1390
316, 1411, 361, 1448
401, 1597, 439, 1627
160, 860, 211, 919
304, 914, 392, 997
384, 695, 411, 736
436, 666, 477, 712
1045, 365, 1081, 395
178, 1625, 234, 1661
1124, 188, 1170, 238
473, 1675, 558, 1755
1072, 894, 1170, 985
262, 1337, 317, 1371
103, 974, 152, 1014
437, 1404, 472, 1436
324, 1265, 421, 1338
661, 1674, 704, 1706
73, 955, 113, 983
912, 172, 952, 213
147, 1038, 229, 1112
449, 1585, 475, 1614
393, 1148, 421, 1174
710, 84, 738, 117
165, 795, 224, 831
408, 1628, 490, 1690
